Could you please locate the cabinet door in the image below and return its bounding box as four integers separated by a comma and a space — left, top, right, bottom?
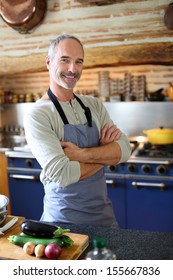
126, 178, 173, 232
106, 176, 126, 229
8, 171, 44, 220
0, 152, 11, 213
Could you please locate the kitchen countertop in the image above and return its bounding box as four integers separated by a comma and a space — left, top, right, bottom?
1, 216, 173, 260
49, 222, 173, 260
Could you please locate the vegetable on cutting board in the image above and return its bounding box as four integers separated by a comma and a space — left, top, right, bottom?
23, 241, 35, 255
8, 234, 74, 247
20, 219, 70, 238
34, 244, 46, 258
45, 243, 62, 259
7, 219, 74, 259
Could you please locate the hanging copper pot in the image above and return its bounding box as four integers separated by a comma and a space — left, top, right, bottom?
0, 0, 47, 33
164, 2, 173, 30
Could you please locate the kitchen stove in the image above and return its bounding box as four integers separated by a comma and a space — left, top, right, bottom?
104, 141, 173, 232
134, 142, 173, 159
105, 141, 173, 178
128, 142, 173, 178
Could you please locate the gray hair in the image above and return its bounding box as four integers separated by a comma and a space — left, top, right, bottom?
48, 34, 84, 61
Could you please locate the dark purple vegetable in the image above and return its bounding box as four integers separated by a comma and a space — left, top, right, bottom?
20, 219, 70, 238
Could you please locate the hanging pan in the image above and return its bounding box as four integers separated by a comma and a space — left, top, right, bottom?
0, 0, 47, 33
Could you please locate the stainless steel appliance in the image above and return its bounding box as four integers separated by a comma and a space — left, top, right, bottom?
6, 151, 44, 220
105, 141, 173, 232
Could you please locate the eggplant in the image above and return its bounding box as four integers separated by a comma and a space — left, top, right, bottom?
20, 219, 70, 238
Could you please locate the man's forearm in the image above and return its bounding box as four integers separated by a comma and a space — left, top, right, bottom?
80, 142, 121, 166
62, 141, 121, 166
79, 162, 104, 180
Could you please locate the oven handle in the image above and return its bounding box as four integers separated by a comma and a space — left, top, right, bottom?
132, 181, 166, 189
9, 174, 38, 180
129, 159, 171, 165
106, 179, 116, 187
106, 179, 114, 184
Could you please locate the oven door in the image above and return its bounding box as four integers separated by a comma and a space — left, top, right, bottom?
126, 176, 173, 232
106, 173, 127, 229
8, 168, 44, 220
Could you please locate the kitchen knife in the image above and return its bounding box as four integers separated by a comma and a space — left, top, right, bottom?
0, 217, 18, 235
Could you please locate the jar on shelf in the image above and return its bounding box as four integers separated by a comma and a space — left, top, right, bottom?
18, 94, 25, 103
25, 93, 33, 102
0, 87, 5, 104
11, 93, 19, 104
167, 82, 173, 101
4, 91, 13, 103
33, 92, 42, 101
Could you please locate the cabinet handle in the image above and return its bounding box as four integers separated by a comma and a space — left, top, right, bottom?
9, 174, 37, 180
132, 181, 165, 190
106, 179, 116, 187
106, 179, 114, 184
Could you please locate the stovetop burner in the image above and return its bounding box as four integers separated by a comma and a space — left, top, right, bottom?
135, 142, 173, 158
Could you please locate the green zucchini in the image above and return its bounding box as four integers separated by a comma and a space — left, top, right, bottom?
19, 232, 73, 247
8, 234, 74, 247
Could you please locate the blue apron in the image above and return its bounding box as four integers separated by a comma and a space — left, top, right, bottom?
41, 89, 116, 226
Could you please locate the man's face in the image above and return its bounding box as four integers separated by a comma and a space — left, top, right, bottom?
47, 38, 84, 90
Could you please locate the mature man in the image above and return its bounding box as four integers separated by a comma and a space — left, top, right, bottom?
24, 34, 131, 226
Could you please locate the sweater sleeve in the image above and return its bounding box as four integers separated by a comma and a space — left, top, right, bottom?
24, 106, 81, 187
91, 97, 132, 163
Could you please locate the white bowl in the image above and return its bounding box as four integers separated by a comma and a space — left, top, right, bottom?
0, 194, 9, 210
0, 195, 9, 225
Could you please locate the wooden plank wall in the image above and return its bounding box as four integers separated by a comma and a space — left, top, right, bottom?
0, 0, 173, 74
0, 64, 173, 97
0, 0, 172, 57
0, 0, 173, 99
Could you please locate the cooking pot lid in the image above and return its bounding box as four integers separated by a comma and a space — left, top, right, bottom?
144, 128, 173, 134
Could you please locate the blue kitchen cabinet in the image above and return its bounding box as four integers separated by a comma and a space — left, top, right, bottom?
106, 175, 127, 229
8, 169, 44, 220
7, 156, 44, 220
126, 178, 173, 232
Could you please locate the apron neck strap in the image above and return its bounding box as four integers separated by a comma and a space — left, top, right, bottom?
47, 88, 92, 127
48, 88, 69, 124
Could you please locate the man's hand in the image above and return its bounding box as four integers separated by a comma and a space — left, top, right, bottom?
61, 141, 104, 180
61, 123, 122, 162
100, 124, 121, 145
61, 141, 81, 161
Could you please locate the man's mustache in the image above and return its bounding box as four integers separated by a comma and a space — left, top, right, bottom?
61, 72, 80, 79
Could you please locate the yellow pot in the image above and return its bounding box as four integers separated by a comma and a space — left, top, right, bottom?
143, 128, 173, 145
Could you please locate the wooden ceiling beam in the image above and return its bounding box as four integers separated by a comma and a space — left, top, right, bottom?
0, 42, 173, 76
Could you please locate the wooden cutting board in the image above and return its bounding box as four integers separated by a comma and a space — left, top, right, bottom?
0, 216, 89, 260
